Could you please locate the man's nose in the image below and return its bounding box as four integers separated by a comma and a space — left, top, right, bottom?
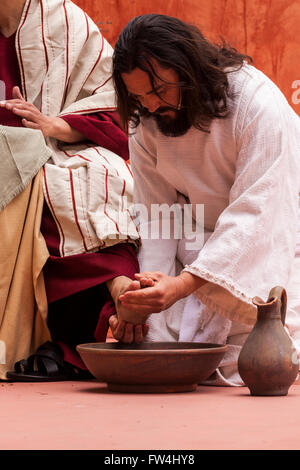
142, 96, 160, 113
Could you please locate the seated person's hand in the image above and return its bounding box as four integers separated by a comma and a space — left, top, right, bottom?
0, 86, 84, 142
0, 86, 57, 137
109, 315, 149, 344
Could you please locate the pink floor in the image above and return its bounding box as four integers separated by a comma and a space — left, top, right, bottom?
1, 378, 300, 450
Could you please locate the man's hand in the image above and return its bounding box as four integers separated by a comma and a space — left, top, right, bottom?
118, 271, 206, 315
0, 86, 56, 136
0, 86, 84, 142
109, 315, 149, 344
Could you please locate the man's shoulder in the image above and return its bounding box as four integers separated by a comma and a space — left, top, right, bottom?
226, 63, 273, 106
227, 62, 270, 85
227, 63, 295, 121
52, 0, 99, 32
227, 63, 300, 143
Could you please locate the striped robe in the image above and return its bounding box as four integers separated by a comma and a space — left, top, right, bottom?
17, 0, 139, 256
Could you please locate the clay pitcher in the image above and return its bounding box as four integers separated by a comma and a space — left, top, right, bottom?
238, 286, 299, 396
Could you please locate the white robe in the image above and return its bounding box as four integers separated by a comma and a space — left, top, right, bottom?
129, 63, 300, 386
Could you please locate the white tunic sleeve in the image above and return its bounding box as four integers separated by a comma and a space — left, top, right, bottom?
183, 77, 300, 325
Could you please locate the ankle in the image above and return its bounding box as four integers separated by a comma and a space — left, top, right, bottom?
106, 276, 132, 305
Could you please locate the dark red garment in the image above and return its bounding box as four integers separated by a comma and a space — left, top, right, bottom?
61, 111, 129, 161
1, 32, 138, 368
42, 204, 139, 303
0, 32, 23, 127
43, 202, 138, 369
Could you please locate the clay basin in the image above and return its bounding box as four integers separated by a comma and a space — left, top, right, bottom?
76, 342, 228, 393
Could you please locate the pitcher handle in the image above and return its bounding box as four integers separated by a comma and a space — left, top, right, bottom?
267, 286, 287, 326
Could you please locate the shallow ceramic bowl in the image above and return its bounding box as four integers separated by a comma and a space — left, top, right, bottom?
76, 342, 227, 393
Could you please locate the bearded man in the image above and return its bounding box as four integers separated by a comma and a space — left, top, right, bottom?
0, 0, 152, 381
111, 14, 300, 386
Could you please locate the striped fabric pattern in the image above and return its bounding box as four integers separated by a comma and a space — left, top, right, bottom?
16, 0, 139, 256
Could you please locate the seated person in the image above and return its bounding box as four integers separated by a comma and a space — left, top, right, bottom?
0, 0, 149, 381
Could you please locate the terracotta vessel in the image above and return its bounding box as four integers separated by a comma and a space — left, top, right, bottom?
77, 342, 227, 393
238, 286, 299, 396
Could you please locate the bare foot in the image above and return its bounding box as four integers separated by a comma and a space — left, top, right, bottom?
117, 277, 154, 324
109, 315, 150, 343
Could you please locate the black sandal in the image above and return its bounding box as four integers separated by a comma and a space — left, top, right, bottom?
6, 341, 94, 382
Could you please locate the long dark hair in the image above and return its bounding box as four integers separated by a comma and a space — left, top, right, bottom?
112, 14, 252, 133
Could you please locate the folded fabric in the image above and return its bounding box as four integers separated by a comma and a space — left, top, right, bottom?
0, 126, 51, 212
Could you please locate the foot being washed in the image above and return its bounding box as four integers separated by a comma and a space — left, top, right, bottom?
106, 275, 155, 343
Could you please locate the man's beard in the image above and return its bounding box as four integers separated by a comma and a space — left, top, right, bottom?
141, 105, 192, 137
154, 107, 192, 137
